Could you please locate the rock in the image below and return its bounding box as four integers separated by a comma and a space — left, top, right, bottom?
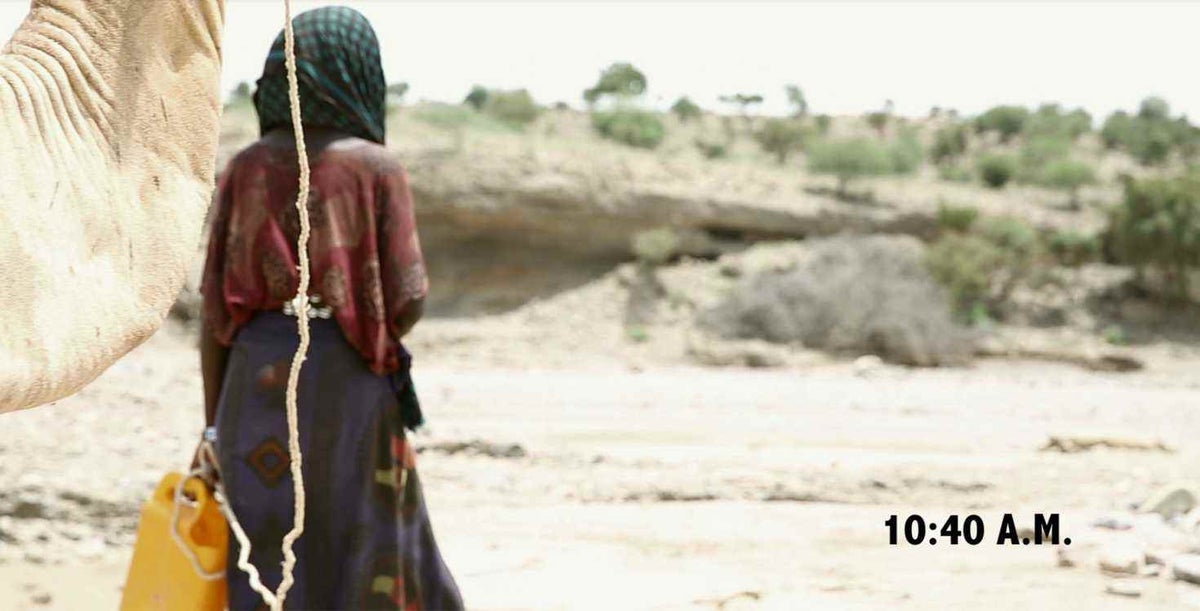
1104, 581, 1142, 598
1041, 435, 1173, 454
1146, 549, 1178, 567
1088, 354, 1144, 372
417, 440, 527, 459
853, 355, 884, 376
1092, 515, 1133, 531
1139, 486, 1197, 519
10, 499, 48, 520
1056, 542, 1084, 566
1182, 507, 1200, 534
686, 336, 787, 368
1172, 554, 1200, 585
1098, 546, 1141, 575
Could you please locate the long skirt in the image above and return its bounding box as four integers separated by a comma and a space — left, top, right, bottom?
214, 312, 463, 610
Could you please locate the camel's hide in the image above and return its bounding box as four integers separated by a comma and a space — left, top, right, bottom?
0, 0, 226, 412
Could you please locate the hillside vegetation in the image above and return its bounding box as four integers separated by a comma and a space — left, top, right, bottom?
211, 67, 1200, 366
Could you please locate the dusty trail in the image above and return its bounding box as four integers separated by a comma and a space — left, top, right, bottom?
0, 322, 1198, 609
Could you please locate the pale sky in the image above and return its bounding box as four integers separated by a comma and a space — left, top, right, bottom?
2, 1, 1198, 120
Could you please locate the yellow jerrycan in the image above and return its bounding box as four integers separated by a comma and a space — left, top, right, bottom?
120, 472, 228, 611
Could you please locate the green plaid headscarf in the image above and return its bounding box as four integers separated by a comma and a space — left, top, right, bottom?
254, 6, 387, 144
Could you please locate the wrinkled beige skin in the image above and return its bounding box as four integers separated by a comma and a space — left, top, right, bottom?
0, 0, 226, 412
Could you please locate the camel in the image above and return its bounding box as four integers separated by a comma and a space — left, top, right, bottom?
0, 0, 226, 412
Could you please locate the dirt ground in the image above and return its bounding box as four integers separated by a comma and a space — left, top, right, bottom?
2, 317, 1200, 610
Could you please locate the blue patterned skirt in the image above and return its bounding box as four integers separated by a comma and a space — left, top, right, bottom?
215, 312, 462, 610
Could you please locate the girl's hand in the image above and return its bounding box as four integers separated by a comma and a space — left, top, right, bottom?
189, 428, 221, 489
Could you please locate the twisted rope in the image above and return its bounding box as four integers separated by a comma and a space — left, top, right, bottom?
219, 2, 311, 609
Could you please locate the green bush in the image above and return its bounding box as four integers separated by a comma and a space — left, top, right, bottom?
463, 85, 489, 110
937, 164, 973, 183
866, 111, 889, 136
592, 109, 666, 149
807, 138, 893, 197
931, 124, 968, 164
1038, 160, 1096, 208
755, 118, 809, 164
1026, 104, 1092, 140
1178, 121, 1200, 161
926, 215, 1039, 318
814, 114, 832, 135
1132, 122, 1175, 166
1103, 324, 1128, 346
976, 153, 1018, 189
977, 215, 1039, 264
975, 105, 1030, 142
1139, 96, 1171, 121
484, 90, 540, 125
888, 130, 924, 174
1100, 111, 1134, 150
1103, 117, 1174, 166
936, 202, 979, 234
694, 138, 728, 159
1047, 230, 1099, 266
1019, 136, 1071, 171
412, 102, 511, 132
483, 89, 540, 127
1101, 100, 1194, 166
926, 234, 1009, 319
671, 96, 702, 122
1108, 172, 1200, 301
584, 62, 647, 105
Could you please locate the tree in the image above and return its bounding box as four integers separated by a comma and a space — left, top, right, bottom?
926, 216, 1040, 320
231, 81, 252, 101
1018, 135, 1071, 178
1101, 111, 1134, 149
888, 130, 923, 174
386, 82, 409, 105
866, 112, 888, 136
592, 109, 665, 149
464, 85, 489, 110
671, 96, 702, 122
719, 93, 764, 119
226, 82, 253, 109
806, 138, 892, 197
1109, 172, 1200, 301
931, 124, 968, 164
1138, 96, 1171, 121
785, 84, 808, 118
1100, 100, 1193, 166
1026, 103, 1092, 140
583, 62, 647, 105
755, 118, 808, 164
814, 114, 832, 135
1039, 160, 1096, 209
974, 105, 1029, 142
976, 153, 1018, 189
484, 89, 540, 127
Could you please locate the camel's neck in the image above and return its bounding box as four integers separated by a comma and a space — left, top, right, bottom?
5, 0, 225, 175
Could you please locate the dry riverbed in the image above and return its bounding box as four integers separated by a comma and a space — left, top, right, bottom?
2, 320, 1200, 609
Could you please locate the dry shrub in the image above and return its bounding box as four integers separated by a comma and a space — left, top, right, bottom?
700, 236, 973, 366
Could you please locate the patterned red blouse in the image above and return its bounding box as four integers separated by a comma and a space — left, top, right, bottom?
201, 139, 427, 375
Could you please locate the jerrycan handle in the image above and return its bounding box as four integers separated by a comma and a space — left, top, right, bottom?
170, 472, 225, 582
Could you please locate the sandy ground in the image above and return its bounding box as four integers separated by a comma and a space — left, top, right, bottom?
2, 319, 1200, 610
